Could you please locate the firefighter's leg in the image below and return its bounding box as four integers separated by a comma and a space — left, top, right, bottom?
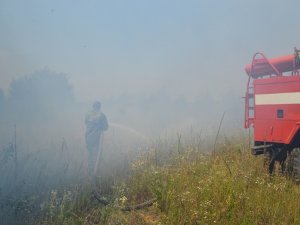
267, 147, 287, 174
279, 149, 287, 174
269, 159, 275, 174
264, 150, 274, 174
87, 145, 98, 175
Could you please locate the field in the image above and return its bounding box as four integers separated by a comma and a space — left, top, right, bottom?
2, 131, 300, 225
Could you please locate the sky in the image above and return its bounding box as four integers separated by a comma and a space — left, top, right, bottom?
1, 0, 300, 102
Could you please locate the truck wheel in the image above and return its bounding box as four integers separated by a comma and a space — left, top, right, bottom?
286, 149, 300, 182
292, 149, 300, 182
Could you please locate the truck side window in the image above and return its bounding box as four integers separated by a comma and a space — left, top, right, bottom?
277, 109, 284, 118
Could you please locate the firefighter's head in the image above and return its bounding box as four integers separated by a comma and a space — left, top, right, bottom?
93, 101, 101, 111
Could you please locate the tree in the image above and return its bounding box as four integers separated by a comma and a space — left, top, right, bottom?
8, 69, 76, 121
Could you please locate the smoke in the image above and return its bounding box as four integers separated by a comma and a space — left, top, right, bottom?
2, 1, 289, 223
0, 69, 243, 187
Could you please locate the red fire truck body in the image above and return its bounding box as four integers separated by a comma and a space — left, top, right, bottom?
253, 76, 300, 144
244, 48, 300, 174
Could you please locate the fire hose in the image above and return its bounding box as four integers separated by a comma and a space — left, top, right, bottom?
93, 190, 157, 211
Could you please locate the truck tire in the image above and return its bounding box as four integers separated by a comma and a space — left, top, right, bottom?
292, 151, 300, 182
286, 149, 300, 182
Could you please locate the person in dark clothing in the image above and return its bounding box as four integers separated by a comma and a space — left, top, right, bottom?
85, 101, 108, 175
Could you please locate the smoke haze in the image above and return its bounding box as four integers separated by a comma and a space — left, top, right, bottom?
0, 1, 300, 224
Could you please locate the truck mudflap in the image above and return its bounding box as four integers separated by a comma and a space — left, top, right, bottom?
251, 144, 273, 155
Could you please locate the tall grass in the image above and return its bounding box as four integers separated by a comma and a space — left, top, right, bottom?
4, 132, 300, 225
125, 136, 300, 225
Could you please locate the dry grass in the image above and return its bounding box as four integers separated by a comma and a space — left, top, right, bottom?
10, 134, 300, 225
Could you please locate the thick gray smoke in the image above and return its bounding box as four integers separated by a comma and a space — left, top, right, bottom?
0, 70, 157, 223
0, 70, 243, 187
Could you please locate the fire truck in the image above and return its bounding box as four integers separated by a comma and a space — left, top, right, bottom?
245, 48, 300, 176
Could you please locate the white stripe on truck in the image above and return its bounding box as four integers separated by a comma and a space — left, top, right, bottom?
255, 92, 300, 105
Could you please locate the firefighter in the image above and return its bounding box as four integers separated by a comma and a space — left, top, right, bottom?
85, 101, 108, 175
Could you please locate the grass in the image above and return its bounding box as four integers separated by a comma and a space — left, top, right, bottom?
109, 135, 300, 225
4, 133, 300, 224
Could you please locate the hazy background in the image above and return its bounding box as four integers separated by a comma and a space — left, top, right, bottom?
1, 0, 300, 137
0, 1, 300, 223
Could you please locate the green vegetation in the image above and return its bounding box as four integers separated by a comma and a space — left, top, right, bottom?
34, 135, 300, 225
